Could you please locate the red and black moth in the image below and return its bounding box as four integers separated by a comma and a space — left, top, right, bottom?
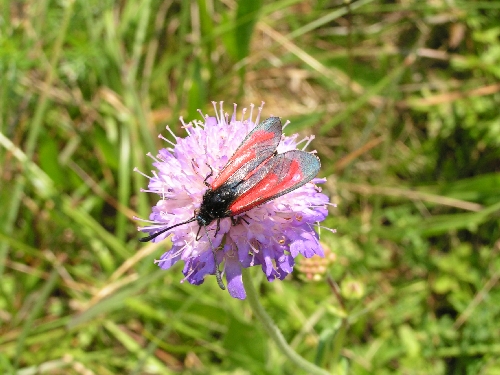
140, 117, 321, 289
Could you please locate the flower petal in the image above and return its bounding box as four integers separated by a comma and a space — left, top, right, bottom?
225, 256, 246, 299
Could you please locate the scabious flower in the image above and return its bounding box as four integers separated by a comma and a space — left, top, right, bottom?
136, 102, 332, 299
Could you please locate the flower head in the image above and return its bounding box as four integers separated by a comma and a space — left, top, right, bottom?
136, 102, 332, 299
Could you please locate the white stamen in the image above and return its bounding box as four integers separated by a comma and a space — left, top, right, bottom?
314, 223, 337, 234
212, 101, 220, 123
197, 109, 205, 122
248, 241, 259, 266
158, 134, 176, 147
255, 101, 265, 125
219, 101, 225, 125
231, 103, 237, 123
155, 243, 186, 265
295, 136, 310, 148
181, 121, 192, 136
146, 152, 160, 163
179, 116, 186, 127
249, 103, 255, 123
134, 216, 164, 224
164, 125, 177, 140
133, 168, 151, 179
302, 135, 315, 151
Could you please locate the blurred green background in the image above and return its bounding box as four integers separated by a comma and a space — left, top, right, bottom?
1, 0, 500, 374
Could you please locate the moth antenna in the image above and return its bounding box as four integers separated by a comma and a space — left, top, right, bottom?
139, 217, 196, 242
204, 225, 226, 290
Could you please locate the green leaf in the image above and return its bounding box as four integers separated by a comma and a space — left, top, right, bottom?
38, 135, 66, 187
187, 57, 207, 119
222, 317, 267, 372
234, 0, 263, 61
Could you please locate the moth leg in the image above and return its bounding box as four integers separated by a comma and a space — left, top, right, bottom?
196, 225, 203, 241
215, 218, 221, 236
191, 159, 213, 188
203, 224, 226, 291
212, 247, 225, 290
203, 163, 214, 187
231, 215, 250, 226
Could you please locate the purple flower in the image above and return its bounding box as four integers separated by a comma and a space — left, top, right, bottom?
136, 102, 332, 299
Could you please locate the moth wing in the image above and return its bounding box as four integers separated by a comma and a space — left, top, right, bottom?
211, 117, 282, 190
228, 150, 320, 215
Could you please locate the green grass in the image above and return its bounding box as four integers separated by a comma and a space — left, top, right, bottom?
1, 0, 500, 374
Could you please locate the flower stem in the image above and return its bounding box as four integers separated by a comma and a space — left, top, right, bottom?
330, 317, 348, 368
242, 269, 333, 375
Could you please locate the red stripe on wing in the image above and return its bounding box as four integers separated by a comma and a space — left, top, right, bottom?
211, 117, 282, 190
228, 150, 320, 215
